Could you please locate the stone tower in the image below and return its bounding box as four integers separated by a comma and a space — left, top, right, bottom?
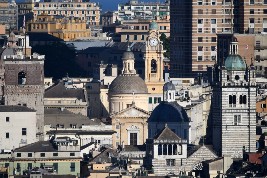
143, 21, 165, 94
211, 39, 256, 158
1, 32, 45, 135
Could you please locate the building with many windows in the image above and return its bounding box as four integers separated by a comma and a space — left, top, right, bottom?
27, 14, 91, 41
0, 0, 18, 31
117, 0, 169, 21
170, 0, 267, 78
33, 0, 100, 26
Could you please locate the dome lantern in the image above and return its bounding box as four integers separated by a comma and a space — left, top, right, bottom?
163, 81, 176, 102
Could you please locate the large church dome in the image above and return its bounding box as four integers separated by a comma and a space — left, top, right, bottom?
225, 54, 246, 71
109, 75, 148, 94
148, 101, 190, 123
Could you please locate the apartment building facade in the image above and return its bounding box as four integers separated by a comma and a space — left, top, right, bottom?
170, 0, 267, 78
117, 0, 170, 21
33, 0, 100, 26
0, 0, 18, 31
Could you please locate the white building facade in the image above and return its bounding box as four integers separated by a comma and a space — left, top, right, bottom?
0, 106, 37, 150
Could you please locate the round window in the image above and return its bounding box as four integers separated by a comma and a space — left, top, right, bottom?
235, 75, 240, 80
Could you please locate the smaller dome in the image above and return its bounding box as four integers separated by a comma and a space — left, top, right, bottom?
225, 54, 246, 71
163, 82, 175, 91
149, 21, 158, 30
122, 46, 135, 60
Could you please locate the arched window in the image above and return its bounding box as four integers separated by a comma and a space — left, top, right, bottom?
163, 144, 167, 155
168, 144, 172, 155
151, 59, 157, 73
173, 144, 177, 155
229, 95, 232, 104
239, 95, 243, 104
18, 71, 26, 85
158, 144, 162, 155
243, 95, 247, 104
179, 144, 183, 155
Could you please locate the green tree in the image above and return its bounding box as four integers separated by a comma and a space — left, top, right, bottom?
32, 42, 86, 80
159, 33, 170, 58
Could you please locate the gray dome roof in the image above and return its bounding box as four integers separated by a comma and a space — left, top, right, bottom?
122, 51, 134, 60
148, 101, 190, 123
109, 75, 148, 94
122, 46, 135, 60
163, 82, 175, 91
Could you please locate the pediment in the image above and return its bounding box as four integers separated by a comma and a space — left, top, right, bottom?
112, 106, 150, 118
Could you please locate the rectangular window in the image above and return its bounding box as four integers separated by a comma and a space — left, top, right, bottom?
6, 117, 9, 122
17, 163, 21, 172
149, 97, 152, 104
134, 35, 137, 40
211, 19, 217, 24
22, 128, 27, 135
17, 153, 21, 157
6, 132, 9, 139
211, 0, 216, 5
166, 159, 175, 166
197, 56, 203, 61
53, 153, 58, 157
130, 133, 137, 145
198, 19, 203, 24
198, 9, 203, 14
4, 163, 9, 168
198, 46, 203, 51
70, 162, 75, 172
250, 0, 254, 4
28, 163, 32, 169
40, 153, 45, 157
234, 115, 241, 125
198, 0, 203, 5
28, 153, 32, 157
70, 153, 75, 156
211, 46, 216, 51
53, 163, 58, 172
212, 9, 216, 14
250, 9, 254, 14
211, 37, 216, 42
198, 28, 203, 33
198, 37, 203, 42
141, 35, 144, 40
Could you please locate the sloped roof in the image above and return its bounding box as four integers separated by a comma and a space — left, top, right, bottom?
14, 141, 57, 152
44, 108, 101, 128
90, 148, 118, 163
154, 126, 182, 141
45, 81, 86, 101
0, 105, 35, 112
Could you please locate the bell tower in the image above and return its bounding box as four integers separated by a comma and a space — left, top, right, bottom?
144, 21, 165, 94
2, 32, 45, 136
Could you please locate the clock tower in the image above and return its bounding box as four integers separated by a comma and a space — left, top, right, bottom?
144, 21, 165, 94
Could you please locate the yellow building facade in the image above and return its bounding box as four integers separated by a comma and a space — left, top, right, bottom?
27, 14, 91, 41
